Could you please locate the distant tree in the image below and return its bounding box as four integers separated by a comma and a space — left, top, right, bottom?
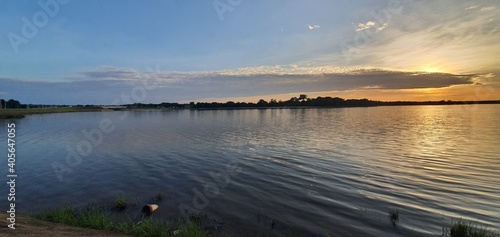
257, 99, 268, 107
6, 99, 21, 109
0, 99, 4, 109
285, 96, 300, 106
269, 99, 278, 106
298, 94, 308, 102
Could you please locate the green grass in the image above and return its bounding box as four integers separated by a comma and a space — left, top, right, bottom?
33, 205, 79, 226
0, 113, 25, 119
33, 204, 113, 230
444, 219, 499, 237
79, 205, 114, 230
173, 221, 213, 237
33, 205, 214, 237
115, 195, 128, 212
32, 204, 500, 237
118, 219, 210, 237
118, 219, 171, 237
0, 107, 104, 119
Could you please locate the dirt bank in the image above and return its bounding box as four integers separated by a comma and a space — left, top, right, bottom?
0, 212, 132, 237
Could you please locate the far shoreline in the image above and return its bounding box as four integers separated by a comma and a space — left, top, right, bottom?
1, 100, 499, 119
0, 107, 104, 119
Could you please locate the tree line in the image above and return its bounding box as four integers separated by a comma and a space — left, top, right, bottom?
3, 95, 500, 110
0, 99, 24, 109
187, 95, 377, 109
124, 95, 378, 109
125, 94, 500, 109
0, 99, 99, 109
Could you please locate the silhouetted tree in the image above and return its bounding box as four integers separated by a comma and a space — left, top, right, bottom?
6, 99, 21, 109
269, 99, 278, 107
257, 99, 268, 107
298, 94, 308, 102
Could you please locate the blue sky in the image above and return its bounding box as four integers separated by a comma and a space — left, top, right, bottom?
1, 0, 499, 104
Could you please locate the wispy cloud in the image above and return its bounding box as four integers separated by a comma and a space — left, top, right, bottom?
480, 6, 497, 12
308, 25, 320, 30
356, 21, 375, 31
355, 21, 387, 32
1, 66, 480, 104
72, 67, 186, 85
336, 1, 500, 75
377, 23, 388, 31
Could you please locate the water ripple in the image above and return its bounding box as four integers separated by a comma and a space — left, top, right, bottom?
3, 105, 499, 236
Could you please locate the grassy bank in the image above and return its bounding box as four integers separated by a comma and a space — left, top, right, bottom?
442, 219, 499, 237
0, 107, 104, 119
31, 203, 499, 237
32, 204, 214, 237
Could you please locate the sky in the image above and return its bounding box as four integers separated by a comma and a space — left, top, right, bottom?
1, 0, 499, 105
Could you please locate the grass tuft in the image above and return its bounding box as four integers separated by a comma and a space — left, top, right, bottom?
118, 218, 211, 237
80, 205, 114, 230
444, 219, 499, 237
118, 219, 170, 237
115, 195, 128, 212
33, 205, 78, 226
33, 205, 113, 230
34, 204, 214, 237
388, 208, 399, 227
174, 221, 212, 237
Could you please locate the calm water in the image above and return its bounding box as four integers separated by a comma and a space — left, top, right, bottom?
1, 105, 499, 236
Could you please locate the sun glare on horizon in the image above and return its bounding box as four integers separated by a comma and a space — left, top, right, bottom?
422, 68, 444, 73
418, 64, 448, 73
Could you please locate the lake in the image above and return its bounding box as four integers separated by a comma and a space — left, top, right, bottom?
1, 105, 499, 236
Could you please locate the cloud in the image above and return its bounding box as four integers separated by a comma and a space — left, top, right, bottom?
308, 25, 320, 30
377, 23, 388, 31
0, 66, 479, 104
356, 21, 375, 31
75, 67, 140, 81
355, 21, 387, 32
466, 5, 479, 10
480, 6, 496, 12
338, 1, 500, 75
70, 67, 187, 86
